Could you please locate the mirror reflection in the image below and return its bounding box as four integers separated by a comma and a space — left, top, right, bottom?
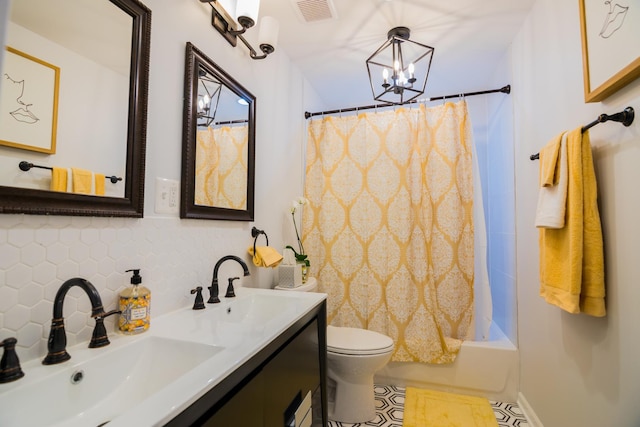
194, 66, 249, 210
181, 42, 255, 221
0, 0, 150, 217
1, 0, 130, 197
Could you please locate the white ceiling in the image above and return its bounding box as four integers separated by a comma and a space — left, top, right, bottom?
257, 0, 536, 110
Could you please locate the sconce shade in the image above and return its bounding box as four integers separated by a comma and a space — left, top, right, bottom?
235, 0, 260, 28
258, 16, 279, 53
366, 27, 434, 105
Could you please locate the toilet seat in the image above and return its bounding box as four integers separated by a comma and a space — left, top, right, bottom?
327, 326, 394, 356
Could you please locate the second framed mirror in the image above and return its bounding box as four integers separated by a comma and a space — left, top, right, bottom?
181, 42, 255, 221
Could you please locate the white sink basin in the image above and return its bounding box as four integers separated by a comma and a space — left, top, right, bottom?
218, 293, 298, 323
0, 336, 223, 427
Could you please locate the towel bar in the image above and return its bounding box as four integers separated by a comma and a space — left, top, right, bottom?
18, 161, 123, 183
530, 107, 635, 160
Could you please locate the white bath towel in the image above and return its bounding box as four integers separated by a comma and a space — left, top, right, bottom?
535, 132, 568, 228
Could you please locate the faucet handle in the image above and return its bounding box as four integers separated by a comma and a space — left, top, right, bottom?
89, 310, 121, 349
0, 337, 25, 383
225, 277, 240, 298
191, 287, 206, 310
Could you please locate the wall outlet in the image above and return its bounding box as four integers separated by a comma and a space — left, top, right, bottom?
155, 178, 179, 214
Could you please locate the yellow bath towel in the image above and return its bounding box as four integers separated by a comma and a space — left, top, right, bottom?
402, 387, 498, 427
248, 246, 283, 268
50, 167, 67, 192
71, 168, 93, 194
539, 127, 605, 316
94, 173, 105, 196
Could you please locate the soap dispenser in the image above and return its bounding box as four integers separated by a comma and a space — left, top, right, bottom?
118, 269, 151, 334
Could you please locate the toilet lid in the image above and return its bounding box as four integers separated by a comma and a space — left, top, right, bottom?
327, 326, 394, 356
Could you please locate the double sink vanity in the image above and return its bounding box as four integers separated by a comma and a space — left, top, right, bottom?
0, 287, 327, 427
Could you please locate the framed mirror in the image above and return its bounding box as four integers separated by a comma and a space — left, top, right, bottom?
181, 42, 255, 221
0, 0, 150, 217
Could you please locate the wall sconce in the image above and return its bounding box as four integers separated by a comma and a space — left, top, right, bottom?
200, 0, 279, 60
366, 26, 434, 105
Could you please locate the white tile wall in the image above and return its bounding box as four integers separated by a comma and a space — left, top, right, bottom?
0, 214, 262, 363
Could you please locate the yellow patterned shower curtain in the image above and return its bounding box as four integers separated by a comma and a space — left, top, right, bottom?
195, 125, 248, 209
303, 101, 474, 364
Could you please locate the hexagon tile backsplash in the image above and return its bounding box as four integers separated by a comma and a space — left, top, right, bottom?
0, 214, 252, 363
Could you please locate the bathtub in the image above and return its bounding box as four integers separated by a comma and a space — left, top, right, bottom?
374, 322, 519, 402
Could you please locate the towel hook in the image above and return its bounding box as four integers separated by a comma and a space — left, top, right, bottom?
251, 226, 269, 255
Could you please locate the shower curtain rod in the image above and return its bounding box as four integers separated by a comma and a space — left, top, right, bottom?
303, 84, 511, 119
529, 106, 635, 160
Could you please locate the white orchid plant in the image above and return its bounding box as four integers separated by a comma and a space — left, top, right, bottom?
286, 197, 310, 267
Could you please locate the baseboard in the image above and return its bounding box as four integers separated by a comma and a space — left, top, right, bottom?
517, 392, 543, 427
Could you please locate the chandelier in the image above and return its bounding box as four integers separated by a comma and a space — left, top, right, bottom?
197, 68, 222, 127
366, 27, 435, 105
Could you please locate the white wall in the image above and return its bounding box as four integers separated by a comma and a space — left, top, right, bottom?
512, 0, 640, 425
0, 0, 318, 363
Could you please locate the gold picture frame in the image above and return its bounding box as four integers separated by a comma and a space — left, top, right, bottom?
0, 46, 60, 154
579, 0, 640, 103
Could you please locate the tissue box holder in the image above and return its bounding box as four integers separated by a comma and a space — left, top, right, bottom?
278, 264, 303, 288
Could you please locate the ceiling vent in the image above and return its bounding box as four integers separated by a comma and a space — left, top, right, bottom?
290, 0, 337, 23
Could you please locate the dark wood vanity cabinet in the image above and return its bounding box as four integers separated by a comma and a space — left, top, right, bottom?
166, 300, 327, 427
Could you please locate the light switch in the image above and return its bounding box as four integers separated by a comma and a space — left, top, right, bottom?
155, 178, 179, 214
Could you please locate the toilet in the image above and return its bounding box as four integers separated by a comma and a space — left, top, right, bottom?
275, 277, 394, 423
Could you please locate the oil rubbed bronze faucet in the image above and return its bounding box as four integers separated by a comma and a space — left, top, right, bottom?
208, 255, 250, 303
43, 278, 120, 365
0, 337, 24, 383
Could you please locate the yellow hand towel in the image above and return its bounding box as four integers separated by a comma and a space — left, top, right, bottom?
539, 127, 605, 317
248, 246, 283, 268
95, 173, 105, 196
71, 168, 93, 194
50, 167, 67, 192
539, 132, 563, 186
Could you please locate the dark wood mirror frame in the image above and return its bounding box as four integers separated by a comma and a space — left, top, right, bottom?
0, 0, 150, 217
180, 42, 256, 221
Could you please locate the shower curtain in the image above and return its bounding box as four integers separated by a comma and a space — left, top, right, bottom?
303, 100, 484, 364
195, 125, 248, 209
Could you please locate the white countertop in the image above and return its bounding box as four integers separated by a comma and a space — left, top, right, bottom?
0, 286, 326, 427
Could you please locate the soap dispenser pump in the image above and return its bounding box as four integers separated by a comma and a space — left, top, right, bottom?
118, 269, 151, 334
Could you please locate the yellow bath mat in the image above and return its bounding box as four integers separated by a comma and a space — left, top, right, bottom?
402, 387, 498, 427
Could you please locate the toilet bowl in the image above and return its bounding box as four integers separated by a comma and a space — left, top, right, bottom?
275, 278, 394, 423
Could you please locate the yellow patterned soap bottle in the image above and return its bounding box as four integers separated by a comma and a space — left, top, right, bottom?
118, 269, 150, 334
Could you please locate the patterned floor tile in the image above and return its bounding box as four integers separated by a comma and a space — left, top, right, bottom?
328, 385, 529, 427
